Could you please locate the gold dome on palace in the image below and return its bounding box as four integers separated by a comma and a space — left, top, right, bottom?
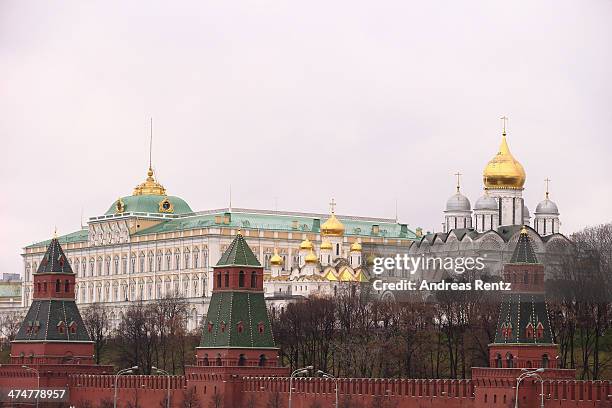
300, 238, 314, 250
320, 240, 333, 250
270, 248, 283, 266
133, 167, 167, 196
483, 133, 526, 189
321, 213, 345, 236
350, 240, 362, 252
304, 249, 318, 264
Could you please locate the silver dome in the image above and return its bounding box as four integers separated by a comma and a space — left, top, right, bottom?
523, 204, 531, 219
535, 198, 559, 215
446, 192, 471, 212
474, 194, 497, 211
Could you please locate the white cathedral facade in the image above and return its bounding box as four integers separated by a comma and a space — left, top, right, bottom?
443, 130, 560, 236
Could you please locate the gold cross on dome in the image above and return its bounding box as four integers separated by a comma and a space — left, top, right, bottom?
544, 178, 551, 198
454, 172, 462, 192
329, 198, 336, 214
500, 116, 509, 134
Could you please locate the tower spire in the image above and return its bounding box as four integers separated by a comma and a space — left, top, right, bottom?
454, 172, 462, 193
329, 198, 336, 214
149, 117, 153, 170
500, 115, 508, 135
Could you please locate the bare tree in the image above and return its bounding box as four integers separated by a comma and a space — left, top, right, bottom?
82, 303, 110, 364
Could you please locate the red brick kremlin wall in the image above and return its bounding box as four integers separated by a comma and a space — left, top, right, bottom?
1, 368, 611, 406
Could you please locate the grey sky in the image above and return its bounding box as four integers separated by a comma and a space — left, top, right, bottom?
1, 0, 611, 275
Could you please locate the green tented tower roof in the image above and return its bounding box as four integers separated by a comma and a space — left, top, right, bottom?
510, 228, 538, 264
37, 237, 73, 274
216, 232, 261, 267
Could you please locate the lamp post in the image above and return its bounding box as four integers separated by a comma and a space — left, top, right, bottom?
317, 370, 338, 408
114, 366, 138, 408
515, 368, 544, 408
152, 366, 171, 408
288, 366, 313, 408
21, 366, 39, 408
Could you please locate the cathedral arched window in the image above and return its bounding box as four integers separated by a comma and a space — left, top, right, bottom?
224, 272, 229, 287
495, 353, 502, 368
55, 279, 61, 292
148, 252, 154, 272
194, 250, 199, 268
251, 272, 257, 288
114, 256, 119, 275
65, 280, 70, 292
506, 353, 514, 368
97, 257, 103, 276
239, 271, 245, 287
216, 272, 221, 289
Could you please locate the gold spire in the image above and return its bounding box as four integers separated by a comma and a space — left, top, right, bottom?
304, 249, 318, 264
270, 248, 283, 266
321, 198, 345, 236
133, 119, 167, 196
483, 118, 526, 189
132, 167, 167, 196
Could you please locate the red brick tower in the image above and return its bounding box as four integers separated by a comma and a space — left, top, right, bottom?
472, 227, 575, 407
186, 231, 288, 406
0, 238, 111, 393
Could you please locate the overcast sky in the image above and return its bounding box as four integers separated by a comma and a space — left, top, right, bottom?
1, 0, 611, 276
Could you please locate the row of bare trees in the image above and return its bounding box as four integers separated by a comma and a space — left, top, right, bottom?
81, 294, 200, 374
271, 223, 612, 380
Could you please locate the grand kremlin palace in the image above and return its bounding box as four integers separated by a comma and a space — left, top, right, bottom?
18, 127, 571, 330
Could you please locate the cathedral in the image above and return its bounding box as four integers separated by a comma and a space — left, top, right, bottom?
396, 125, 571, 287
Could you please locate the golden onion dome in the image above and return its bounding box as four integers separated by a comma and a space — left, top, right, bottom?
299, 238, 314, 250
321, 213, 345, 236
304, 249, 318, 264
320, 240, 333, 250
483, 133, 526, 189
350, 240, 362, 252
133, 167, 167, 196
270, 248, 283, 266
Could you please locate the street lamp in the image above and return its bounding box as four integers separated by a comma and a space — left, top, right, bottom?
515, 368, 545, 408
152, 366, 171, 408
288, 365, 313, 408
317, 370, 338, 408
21, 366, 40, 408
114, 366, 138, 408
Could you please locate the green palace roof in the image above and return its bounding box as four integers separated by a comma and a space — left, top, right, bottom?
133, 209, 414, 238
105, 194, 193, 216
26, 208, 415, 249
